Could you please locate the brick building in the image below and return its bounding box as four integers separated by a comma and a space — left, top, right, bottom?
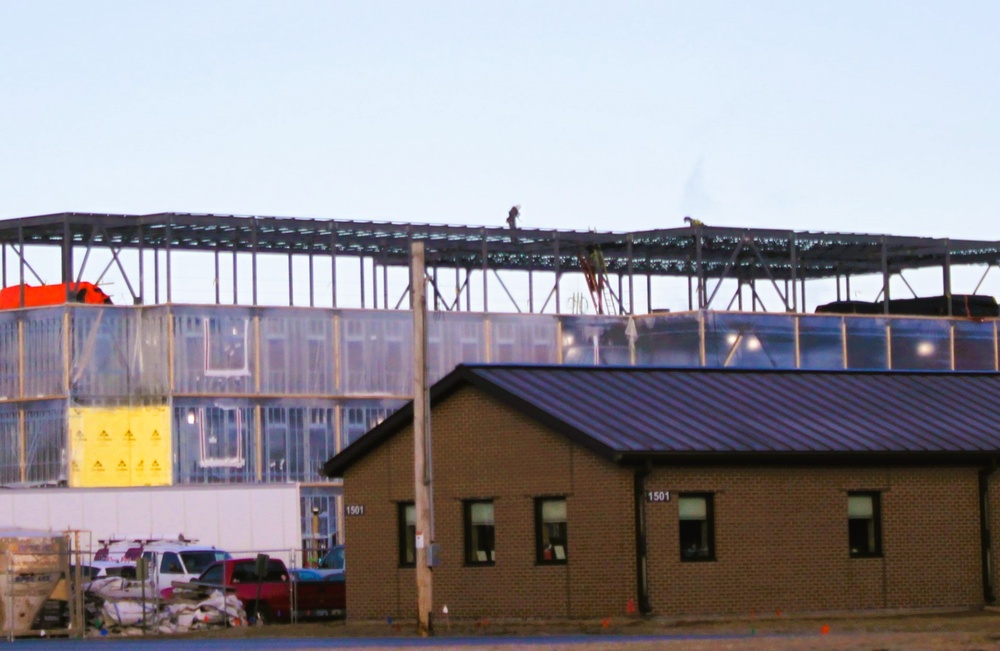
323, 365, 1000, 620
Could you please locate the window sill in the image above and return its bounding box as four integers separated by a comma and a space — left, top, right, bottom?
463, 562, 496, 568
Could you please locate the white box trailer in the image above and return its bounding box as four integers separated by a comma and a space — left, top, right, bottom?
0, 484, 302, 563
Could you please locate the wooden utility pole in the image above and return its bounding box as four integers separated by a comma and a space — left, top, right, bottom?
411, 241, 434, 636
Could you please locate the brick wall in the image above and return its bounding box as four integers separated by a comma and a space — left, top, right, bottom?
644, 465, 982, 616
344, 386, 987, 621
343, 385, 635, 621
988, 471, 1000, 604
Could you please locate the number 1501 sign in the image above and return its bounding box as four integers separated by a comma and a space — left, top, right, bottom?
645, 491, 670, 503
345, 505, 365, 516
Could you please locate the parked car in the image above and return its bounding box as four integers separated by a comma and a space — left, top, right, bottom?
179, 557, 345, 624
314, 544, 345, 578
289, 568, 322, 581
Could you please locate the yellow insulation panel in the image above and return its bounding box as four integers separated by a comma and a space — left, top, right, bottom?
68, 406, 172, 487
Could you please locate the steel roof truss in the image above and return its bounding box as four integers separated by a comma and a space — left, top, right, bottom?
746, 237, 789, 310
96, 226, 138, 304
10, 243, 45, 286
704, 236, 747, 308
491, 268, 523, 314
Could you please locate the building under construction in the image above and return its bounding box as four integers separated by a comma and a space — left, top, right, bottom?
1, 211, 999, 557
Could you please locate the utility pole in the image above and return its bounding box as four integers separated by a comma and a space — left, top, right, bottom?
411, 241, 434, 636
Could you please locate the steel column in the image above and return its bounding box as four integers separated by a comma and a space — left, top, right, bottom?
627, 235, 634, 315
17, 226, 24, 307
880, 237, 889, 314
330, 223, 337, 308
165, 222, 172, 303
695, 230, 704, 308
61, 217, 73, 285
359, 257, 366, 309
309, 252, 315, 308
154, 246, 160, 304
789, 232, 798, 312
251, 219, 258, 306
232, 250, 238, 305
433, 268, 439, 311
554, 234, 561, 314
528, 270, 533, 313
943, 240, 952, 317
214, 250, 221, 305
137, 224, 144, 304
481, 229, 488, 312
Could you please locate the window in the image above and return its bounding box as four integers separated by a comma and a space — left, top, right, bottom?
464, 500, 495, 565
848, 492, 882, 557
196, 406, 246, 468
180, 550, 229, 575
203, 317, 250, 377
232, 559, 287, 583
342, 405, 392, 448
535, 497, 568, 564
679, 493, 714, 561
159, 552, 182, 573
399, 502, 416, 567
199, 564, 223, 584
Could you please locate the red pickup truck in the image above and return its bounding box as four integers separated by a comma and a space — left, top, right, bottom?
184, 557, 345, 624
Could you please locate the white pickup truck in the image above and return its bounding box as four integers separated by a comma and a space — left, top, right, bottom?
95, 538, 231, 594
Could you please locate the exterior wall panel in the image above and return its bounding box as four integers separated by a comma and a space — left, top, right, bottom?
172, 307, 256, 395
259, 309, 336, 395
488, 315, 559, 365
339, 311, 412, 396
0, 314, 19, 399
68, 405, 172, 487
23, 310, 64, 397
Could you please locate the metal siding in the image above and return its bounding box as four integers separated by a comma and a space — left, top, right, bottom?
471, 367, 1000, 454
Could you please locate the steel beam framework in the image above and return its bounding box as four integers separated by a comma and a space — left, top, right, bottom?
1, 212, 998, 314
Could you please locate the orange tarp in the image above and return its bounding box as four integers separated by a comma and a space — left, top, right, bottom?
0, 282, 112, 309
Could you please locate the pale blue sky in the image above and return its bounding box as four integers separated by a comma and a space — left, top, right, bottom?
1, 1, 997, 241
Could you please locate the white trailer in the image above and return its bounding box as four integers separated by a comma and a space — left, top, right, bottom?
0, 484, 302, 562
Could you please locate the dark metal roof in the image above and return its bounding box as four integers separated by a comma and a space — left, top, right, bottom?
3, 212, 999, 280
323, 365, 1000, 477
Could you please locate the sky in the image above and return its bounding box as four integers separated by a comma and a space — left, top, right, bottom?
0, 1, 998, 308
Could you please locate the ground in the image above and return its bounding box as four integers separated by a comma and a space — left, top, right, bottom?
177, 608, 1000, 650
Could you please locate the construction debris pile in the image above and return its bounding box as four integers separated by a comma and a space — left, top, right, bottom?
84, 577, 248, 636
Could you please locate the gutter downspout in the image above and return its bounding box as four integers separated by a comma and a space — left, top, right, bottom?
633, 464, 652, 615
980, 460, 998, 604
